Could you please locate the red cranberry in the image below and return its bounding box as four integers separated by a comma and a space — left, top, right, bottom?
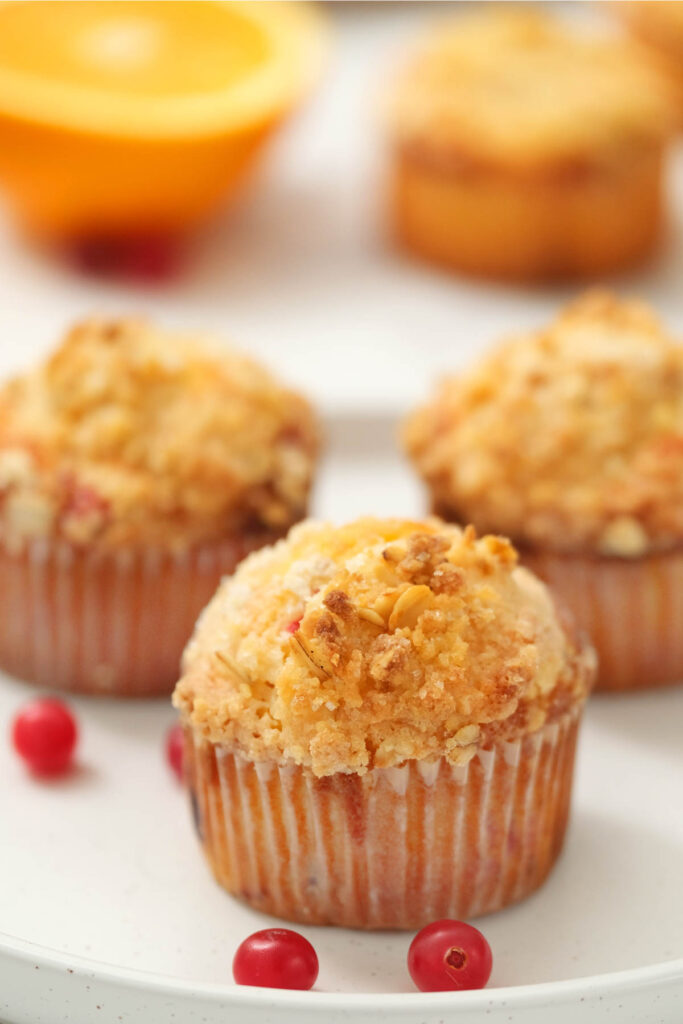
408, 919, 492, 992
166, 723, 184, 781
121, 233, 182, 282
285, 617, 302, 634
12, 698, 78, 776
233, 929, 318, 990
70, 233, 182, 283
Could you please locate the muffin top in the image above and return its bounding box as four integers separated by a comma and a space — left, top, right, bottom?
617, 2, 683, 57
388, 8, 675, 172
404, 292, 683, 557
174, 517, 594, 777
0, 318, 318, 550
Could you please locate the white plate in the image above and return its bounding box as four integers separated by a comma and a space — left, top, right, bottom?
0, 3, 682, 1021
1, 411, 683, 1024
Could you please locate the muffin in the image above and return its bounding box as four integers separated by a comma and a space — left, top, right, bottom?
174, 517, 595, 929
614, 2, 683, 126
404, 291, 683, 692
386, 8, 676, 282
0, 318, 318, 696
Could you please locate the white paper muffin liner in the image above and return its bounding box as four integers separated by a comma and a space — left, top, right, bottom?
525, 547, 683, 692
185, 704, 582, 929
0, 533, 273, 696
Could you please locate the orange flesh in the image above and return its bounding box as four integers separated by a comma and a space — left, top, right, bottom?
0, 1, 269, 97
0, 2, 326, 237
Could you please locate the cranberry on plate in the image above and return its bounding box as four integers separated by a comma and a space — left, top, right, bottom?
12, 698, 78, 776
165, 723, 184, 781
233, 928, 319, 990
408, 919, 492, 992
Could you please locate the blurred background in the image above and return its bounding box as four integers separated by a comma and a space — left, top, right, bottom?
0, 0, 681, 421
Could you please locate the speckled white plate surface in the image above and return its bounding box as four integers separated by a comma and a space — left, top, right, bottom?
0, 2, 682, 1021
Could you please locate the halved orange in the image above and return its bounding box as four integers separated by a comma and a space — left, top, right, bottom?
0, 1, 327, 238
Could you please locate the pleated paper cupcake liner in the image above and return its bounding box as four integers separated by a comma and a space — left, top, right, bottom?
185, 704, 582, 929
524, 548, 683, 692
0, 532, 276, 697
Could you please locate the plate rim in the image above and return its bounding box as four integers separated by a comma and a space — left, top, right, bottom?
3, 928, 682, 1010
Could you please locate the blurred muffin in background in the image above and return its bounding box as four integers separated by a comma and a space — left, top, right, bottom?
175, 517, 595, 928
404, 291, 683, 692
386, 7, 677, 282
613, 2, 683, 125
0, 318, 318, 696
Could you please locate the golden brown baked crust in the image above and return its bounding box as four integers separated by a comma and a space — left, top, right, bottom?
615, 2, 683, 66
387, 7, 675, 175
0, 318, 318, 550
614, 1, 683, 129
174, 518, 595, 777
404, 291, 683, 557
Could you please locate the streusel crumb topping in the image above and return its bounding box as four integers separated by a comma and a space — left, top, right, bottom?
388, 8, 674, 172
404, 291, 683, 557
0, 318, 318, 550
174, 518, 594, 777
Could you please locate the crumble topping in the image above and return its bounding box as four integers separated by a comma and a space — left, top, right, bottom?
404, 291, 683, 557
388, 8, 675, 172
174, 517, 594, 777
0, 318, 318, 550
